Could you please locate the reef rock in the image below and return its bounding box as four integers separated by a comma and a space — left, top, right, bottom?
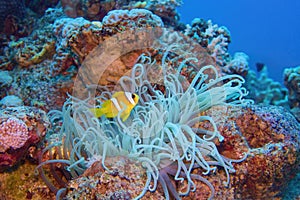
62, 104, 299, 199
65, 156, 164, 200
0, 106, 50, 171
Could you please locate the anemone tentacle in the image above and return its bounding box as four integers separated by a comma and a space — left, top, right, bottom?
40, 53, 250, 199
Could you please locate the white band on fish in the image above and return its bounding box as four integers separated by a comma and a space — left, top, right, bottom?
125, 92, 135, 105
111, 97, 122, 111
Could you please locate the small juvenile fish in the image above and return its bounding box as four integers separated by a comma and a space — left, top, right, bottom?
256, 62, 265, 72
90, 91, 139, 121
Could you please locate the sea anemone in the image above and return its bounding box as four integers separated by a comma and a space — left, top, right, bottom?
37, 50, 250, 199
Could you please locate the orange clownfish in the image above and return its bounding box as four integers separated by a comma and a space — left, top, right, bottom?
90, 91, 139, 121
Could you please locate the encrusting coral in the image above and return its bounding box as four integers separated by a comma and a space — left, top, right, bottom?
37, 49, 250, 199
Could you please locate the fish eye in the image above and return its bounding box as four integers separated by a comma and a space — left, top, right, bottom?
132, 94, 135, 99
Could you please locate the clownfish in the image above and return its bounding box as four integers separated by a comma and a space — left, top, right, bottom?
90, 91, 139, 122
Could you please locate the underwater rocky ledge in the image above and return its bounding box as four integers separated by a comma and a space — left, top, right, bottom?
0, 0, 299, 199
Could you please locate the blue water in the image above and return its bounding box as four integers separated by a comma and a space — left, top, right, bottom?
178, 0, 300, 83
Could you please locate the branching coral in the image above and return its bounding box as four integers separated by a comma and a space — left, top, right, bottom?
38, 50, 250, 199
245, 65, 288, 107
185, 18, 231, 67
284, 66, 300, 121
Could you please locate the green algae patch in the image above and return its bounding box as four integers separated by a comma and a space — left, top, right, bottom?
0, 161, 55, 200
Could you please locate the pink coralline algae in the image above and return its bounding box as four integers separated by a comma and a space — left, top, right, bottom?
0, 118, 29, 153
0, 106, 50, 171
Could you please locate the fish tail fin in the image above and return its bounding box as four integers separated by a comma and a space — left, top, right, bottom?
90, 108, 104, 118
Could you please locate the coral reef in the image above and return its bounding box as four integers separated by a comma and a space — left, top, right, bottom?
185, 18, 231, 66
56, 104, 300, 199
53, 16, 103, 63
245, 65, 288, 107
282, 172, 300, 199
1, 7, 64, 69
0, 1, 299, 199
145, 0, 182, 27
233, 105, 299, 199
0, 70, 13, 99
0, 118, 29, 153
236, 105, 299, 149
64, 156, 161, 199
24, 0, 59, 16
223, 52, 249, 77
53, 8, 165, 68
0, 8, 76, 111
61, 0, 120, 20
284, 66, 300, 121
0, 106, 49, 171
38, 51, 250, 199
60, 0, 182, 27
0, 0, 26, 31
0, 95, 23, 107
0, 161, 56, 199
102, 9, 164, 33
6, 11, 58, 68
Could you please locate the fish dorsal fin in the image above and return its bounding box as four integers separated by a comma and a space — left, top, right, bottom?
125, 92, 135, 105
112, 91, 123, 98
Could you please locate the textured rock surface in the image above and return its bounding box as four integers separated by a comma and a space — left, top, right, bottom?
61, 105, 299, 199
0, 161, 56, 200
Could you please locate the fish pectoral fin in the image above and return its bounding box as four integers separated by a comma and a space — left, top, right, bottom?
90, 108, 104, 118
